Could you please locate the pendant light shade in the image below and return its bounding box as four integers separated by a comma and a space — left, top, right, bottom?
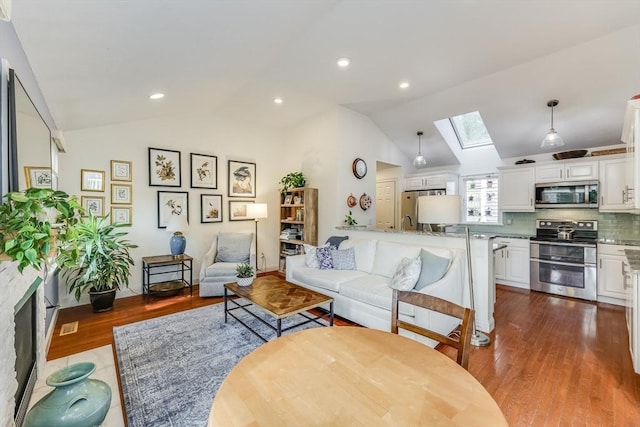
541, 99, 564, 148
413, 131, 427, 168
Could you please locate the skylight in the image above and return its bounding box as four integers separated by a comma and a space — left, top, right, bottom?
449, 111, 493, 149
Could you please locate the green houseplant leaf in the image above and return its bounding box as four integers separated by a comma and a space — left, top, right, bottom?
235, 262, 254, 278
278, 172, 306, 193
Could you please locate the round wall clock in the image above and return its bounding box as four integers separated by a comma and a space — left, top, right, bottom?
352, 158, 367, 179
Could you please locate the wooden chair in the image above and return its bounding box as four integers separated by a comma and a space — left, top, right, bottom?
391, 289, 474, 370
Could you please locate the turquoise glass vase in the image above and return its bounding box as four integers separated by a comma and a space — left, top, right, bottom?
24, 362, 112, 427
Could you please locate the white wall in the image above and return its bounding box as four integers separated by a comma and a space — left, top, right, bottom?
57, 112, 285, 307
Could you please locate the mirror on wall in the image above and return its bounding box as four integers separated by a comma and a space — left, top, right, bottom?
8, 68, 52, 191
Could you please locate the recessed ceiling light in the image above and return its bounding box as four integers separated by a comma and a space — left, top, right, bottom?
273, 97, 283, 104
149, 93, 165, 100
399, 81, 410, 89
336, 57, 351, 68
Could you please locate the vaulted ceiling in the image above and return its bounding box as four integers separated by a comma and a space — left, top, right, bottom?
10, 0, 640, 167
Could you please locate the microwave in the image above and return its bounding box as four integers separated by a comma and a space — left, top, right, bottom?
534, 181, 599, 208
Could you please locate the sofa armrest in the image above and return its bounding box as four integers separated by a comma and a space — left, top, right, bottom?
199, 238, 219, 282
286, 255, 306, 281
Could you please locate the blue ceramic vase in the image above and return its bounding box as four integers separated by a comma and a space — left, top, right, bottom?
24, 362, 112, 427
170, 233, 186, 255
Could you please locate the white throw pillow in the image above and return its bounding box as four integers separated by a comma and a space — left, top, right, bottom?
338, 239, 377, 273
389, 256, 422, 291
303, 243, 328, 268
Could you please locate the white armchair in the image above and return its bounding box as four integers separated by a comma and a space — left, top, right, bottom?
199, 232, 255, 297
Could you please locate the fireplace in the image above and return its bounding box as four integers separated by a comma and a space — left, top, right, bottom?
14, 281, 38, 426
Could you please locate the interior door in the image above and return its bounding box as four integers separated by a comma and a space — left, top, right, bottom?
376, 180, 396, 229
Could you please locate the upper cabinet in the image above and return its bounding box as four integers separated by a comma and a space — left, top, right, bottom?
623, 99, 640, 209
404, 172, 458, 194
498, 166, 534, 212
535, 159, 598, 183
599, 157, 635, 212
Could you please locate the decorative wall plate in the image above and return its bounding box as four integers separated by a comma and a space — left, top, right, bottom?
347, 194, 357, 208
359, 193, 372, 210
352, 158, 367, 179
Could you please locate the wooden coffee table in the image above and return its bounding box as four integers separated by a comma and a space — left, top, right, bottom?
223, 275, 333, 342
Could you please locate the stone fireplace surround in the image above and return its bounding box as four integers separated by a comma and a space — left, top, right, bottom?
1, 261, 48, 427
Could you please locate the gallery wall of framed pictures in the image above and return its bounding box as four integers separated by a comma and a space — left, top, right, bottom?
147, 147, 257, 227
77, 159, 134, 224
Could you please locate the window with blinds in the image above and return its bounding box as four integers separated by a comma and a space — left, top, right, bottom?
463, 174, 499, 223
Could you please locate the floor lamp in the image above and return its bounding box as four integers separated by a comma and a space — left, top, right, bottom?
417, 195, 491, 347
246, 203, 268, 273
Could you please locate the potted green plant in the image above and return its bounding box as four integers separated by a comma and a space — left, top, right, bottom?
279, 172, 306, 193
344, 211, 358, 226
0, 188, 83, 273
235, 262, 254, 286
58, 213, 137, 312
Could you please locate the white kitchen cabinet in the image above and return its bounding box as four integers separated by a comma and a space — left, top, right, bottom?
599, 157, 635, 212
498, 166, 534, 212
597, 244, 636, 305
535, 159, 598, 183
493, 237, 530, 289
628, 271, 639, 373
623, 99, 640, 210
404, 172, 459, 193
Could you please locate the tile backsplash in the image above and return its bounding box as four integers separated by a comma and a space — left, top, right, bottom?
467, 210, 640, 242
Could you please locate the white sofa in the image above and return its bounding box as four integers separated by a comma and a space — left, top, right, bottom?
286, 238, 466, 345
199, 232, 255, 297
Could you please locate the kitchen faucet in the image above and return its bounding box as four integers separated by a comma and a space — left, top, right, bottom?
401, 215, 414, 231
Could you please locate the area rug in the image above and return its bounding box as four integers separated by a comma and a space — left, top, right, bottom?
113, 302, 328, 427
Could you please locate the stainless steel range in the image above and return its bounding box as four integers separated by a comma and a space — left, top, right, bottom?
529, 219, 597, 301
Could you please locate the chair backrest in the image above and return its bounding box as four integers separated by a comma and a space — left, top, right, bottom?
391, 289, 474, 370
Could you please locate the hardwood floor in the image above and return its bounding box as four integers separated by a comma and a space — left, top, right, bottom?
48, 284, 640, 426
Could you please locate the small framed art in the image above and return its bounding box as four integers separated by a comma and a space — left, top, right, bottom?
111, 160, 132, 182
201, 194, 223, 223
111, 206, 132, 225
81, 195, 105, 217
149, 147, 181, 187
24, 166, 52, 189
191, 153, 218, 189
111, 183, 133, 205
80, 169, 105, 192
157, 191, 189, 228
228, 160, 256, 198
229, 200, 254, 221
283, 195, 292, 205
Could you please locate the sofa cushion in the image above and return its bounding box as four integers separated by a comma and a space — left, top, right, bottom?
339, 276, 415, 316
291, 266, 367, 292
414, 249, 452, 290
215, 232, 252, 263
303, 243, 328, 268
339, 239, 377, 273
371, 241, 421, 278
332, 247, 356, 270
316, 246, 334, 270
390, 256, 422, 290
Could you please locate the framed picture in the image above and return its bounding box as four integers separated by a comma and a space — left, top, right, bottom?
149, 147, 181, 187
81, 196, 105, 217
228, 160, 256, 198
111, 183, 133, 205
190, 153, 218, 189
111, 206, 132, 225
80, 169, 105, 192
157, 191, 189, 228
284, 195, 292, 205
201, 194, 223, 223
111, 160, 132, 182
229, 200, 254, 221
24, 166, 52, 189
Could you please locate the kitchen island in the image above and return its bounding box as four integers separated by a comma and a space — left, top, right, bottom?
334, 226, 498, 333
624, 249, 640, 373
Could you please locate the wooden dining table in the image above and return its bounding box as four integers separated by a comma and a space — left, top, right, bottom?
208, 326, 508, 426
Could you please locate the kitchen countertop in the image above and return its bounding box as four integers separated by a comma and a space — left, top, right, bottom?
335, 226, 534, 241
598, 238, 640, 247
624, 249, 640, 274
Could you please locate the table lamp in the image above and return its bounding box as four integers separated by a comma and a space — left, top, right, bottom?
417, 195, 491, 347
246, 203, 268, 272
166, 214, 189, 257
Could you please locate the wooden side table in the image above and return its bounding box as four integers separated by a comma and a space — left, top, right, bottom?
141, 254, 193, 302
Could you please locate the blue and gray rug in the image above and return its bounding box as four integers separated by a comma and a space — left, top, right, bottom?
113, 302, 327, 427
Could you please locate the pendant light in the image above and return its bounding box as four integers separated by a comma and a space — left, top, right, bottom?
541, 99, 564, 148
413, 131, 427, 168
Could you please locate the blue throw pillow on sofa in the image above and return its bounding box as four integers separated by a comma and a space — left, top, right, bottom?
325, 235, 348, 249
316, 246, 334, 270
413, 249, 450, 290
331, 247, 356, 270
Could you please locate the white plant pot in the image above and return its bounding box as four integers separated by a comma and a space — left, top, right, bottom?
236, 276, 254, 286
